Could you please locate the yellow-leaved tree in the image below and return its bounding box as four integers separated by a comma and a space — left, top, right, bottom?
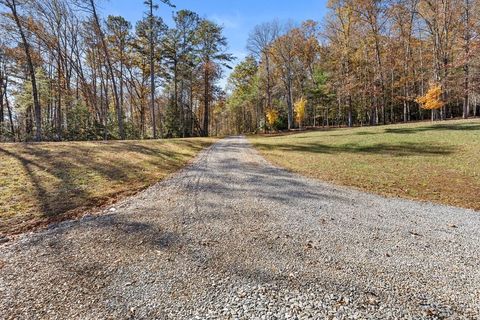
266, 109, 279, 131
294, 97, 307, 128
415, 84, 444, 120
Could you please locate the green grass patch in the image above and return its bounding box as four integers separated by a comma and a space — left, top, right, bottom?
249, 119, 480, 211
0, 138, 217, 235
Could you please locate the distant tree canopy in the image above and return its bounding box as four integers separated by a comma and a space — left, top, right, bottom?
221, 0, 480, 135
1, 0, 480, 141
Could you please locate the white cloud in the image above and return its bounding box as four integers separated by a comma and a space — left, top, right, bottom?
209, 12, 242, 29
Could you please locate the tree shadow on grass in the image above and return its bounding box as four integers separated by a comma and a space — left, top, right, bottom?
254, 141, 455, 157
0, 140, 210, 235
354, 131, 380, 136
384, 123, 480, 134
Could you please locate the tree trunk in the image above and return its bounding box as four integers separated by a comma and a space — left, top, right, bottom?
347, 96, 353, 127
265, 52, 271, 134
174, 59, 180, 134
5, 82, 15, 138
149, 2, 157, 139
120, 44, 124, 110
56, 47, 62, 140
8, 0, 42, 141
463, 0, 470, 119
189, 72, 194, 136
0, 76, 4, 138
286, 74, 293, 130
203, 61, 209, 137
473, 95, 477, 117
89, 0, 124, 139
326, 107, 329, 127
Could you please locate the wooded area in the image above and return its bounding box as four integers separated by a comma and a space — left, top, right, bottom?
0, 0, 232, 141
224, 0, 480, 134
1, 0, 479, 141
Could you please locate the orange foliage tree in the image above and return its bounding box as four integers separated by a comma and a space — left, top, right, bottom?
415, 84, 444, 120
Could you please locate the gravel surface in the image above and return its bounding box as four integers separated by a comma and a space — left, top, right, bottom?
1, 136, 480, 319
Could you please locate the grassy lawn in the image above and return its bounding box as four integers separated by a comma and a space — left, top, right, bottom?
0, 138, 217, 236
249, 119, 480, 211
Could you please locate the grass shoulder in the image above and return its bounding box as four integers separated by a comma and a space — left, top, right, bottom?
0, 137, 217, 236
249, 119, 480, 211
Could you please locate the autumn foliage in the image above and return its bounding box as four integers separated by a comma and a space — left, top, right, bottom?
415, 85, 444, 111
294, 97, 307, 128
266, 109, 279, 130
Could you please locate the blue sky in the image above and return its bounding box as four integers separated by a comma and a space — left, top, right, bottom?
102, 0, 329, 87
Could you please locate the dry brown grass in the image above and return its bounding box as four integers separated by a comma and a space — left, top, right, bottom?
249, 119, 480, 211
0, 138, 217, 236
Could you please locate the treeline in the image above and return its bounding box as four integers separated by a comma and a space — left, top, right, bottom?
0, 0, 232, 141
3, 0, 480, 141
221, 0, 480, 135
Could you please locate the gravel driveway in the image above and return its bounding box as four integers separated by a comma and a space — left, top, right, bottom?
1, 136, 479, 319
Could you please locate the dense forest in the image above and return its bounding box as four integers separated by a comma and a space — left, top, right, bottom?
224, 0, 480, 134
0, 0, 479, 141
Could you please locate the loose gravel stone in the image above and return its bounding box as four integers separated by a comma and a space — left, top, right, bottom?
1, 136, 480, 319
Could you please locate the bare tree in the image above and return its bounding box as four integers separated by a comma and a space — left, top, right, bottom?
75, 0, 126, 139
247, 21, 279, 131
1, 0, 42, 140
144, 0, 174, 138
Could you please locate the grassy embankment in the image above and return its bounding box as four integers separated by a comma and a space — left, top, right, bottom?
249, 119, 480, 211
0, 138, 217, 236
